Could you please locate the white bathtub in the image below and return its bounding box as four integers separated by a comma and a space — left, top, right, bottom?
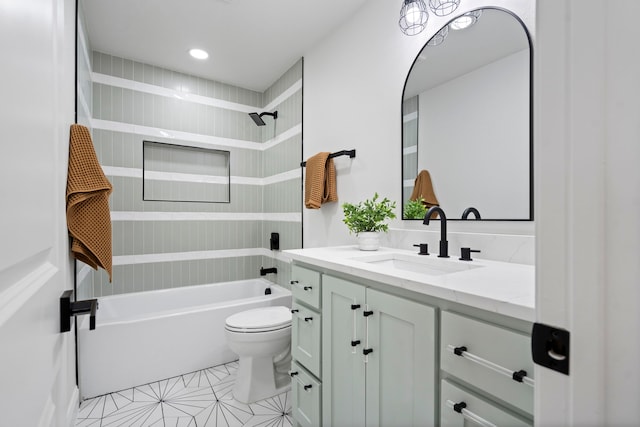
78, 278, 291, 399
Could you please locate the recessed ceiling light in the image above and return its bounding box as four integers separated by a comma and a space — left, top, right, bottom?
189, 48, 209, 60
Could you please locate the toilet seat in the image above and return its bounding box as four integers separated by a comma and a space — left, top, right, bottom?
225, 306, 291, 333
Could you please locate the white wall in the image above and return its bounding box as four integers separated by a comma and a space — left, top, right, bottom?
418, 49, 529, 219
303, 0, 535, 250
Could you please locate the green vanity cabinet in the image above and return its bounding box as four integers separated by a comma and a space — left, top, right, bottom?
289, 258, 533, 427
290, 265, 323, 427
322, 275, 437, 427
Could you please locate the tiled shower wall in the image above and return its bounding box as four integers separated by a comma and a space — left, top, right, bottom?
76, 48, 302, 298
402, 96, 418, 208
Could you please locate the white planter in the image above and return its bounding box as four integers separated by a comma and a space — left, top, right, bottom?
357, 232, 380, 251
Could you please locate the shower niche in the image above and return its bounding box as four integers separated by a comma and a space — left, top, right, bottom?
142, 141, 230, 203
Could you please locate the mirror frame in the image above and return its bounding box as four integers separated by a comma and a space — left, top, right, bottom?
400, 7, 534, 222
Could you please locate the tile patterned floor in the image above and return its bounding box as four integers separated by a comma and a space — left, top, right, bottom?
76, 361, 293, 427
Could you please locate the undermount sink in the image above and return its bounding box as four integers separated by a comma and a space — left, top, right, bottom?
350, 252, 482, 277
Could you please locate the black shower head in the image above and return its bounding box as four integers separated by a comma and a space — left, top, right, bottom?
249, 111, 278, 126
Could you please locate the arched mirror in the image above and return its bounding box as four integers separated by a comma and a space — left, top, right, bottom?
401, 8, 532, 221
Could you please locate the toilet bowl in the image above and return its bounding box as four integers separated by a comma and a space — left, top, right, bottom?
224, 306, 292, 403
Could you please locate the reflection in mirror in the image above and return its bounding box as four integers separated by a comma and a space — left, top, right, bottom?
402, 8, 531, 221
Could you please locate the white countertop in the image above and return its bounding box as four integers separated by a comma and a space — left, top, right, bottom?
284, 246, 535, 322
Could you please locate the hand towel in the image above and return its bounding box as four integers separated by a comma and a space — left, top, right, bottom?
304, 152, 338, 209
410, 169, 440, 217
66, 124, 113, 281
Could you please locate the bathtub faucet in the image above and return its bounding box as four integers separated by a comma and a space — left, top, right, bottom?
260, 266, 278, 276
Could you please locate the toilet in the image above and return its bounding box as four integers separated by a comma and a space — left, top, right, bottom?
224, 306, 292, 403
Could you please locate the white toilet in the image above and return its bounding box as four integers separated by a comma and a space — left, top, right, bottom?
224, 306, 292, 403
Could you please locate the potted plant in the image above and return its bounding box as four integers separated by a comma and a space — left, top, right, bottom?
403, 197, 428, 219
342, 193, 397, 250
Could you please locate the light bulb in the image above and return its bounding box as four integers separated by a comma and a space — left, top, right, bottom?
405, 5, 422, 24
189, 48, 209, 60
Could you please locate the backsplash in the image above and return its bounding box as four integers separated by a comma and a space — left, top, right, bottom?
384, 228, 534, 265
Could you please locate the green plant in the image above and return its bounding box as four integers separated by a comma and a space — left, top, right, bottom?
342, 193, 397, 234
403, 197, 428, 219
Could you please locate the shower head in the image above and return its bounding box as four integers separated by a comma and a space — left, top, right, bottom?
249, 111, 278, 126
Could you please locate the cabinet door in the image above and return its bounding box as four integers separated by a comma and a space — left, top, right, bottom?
292, 302, 322, 378
441, 380, 531, 427
322, 275, 366, 427
292, 361, 322, 427
365, 288, 436, 427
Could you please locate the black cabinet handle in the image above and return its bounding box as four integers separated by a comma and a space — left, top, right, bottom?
304, 317, 313, 322
351, 340, 361, 347
363, 310, 373, 317
290, 371, 299, 377
453, 401, 467, 413
351, 304, 361, 310
291, 309, 299, 314
303, 286, 313, 291
453, 346, 467, 356
363, 348, 373, 355
304, 384, 313, 391
512, 369, 528, 383
290, 280, 298, 285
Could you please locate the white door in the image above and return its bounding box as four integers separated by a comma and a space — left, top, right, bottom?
0, 0, 77, 426
535, 1, 640, 425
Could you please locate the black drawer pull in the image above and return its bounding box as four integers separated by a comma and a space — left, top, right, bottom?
453, 346, 467, 356
291, 309, 299, 314
290, 280, 299, 285
304, 384, 313, 391
351, 340, 361, 347
363, 348, 373, 355
453, 401, 467, 413
303, 286, 313, 291
351, 304, 361, 310
304, 317, 313, 322
512, 369, 528, 383
290, 371, 299, 377
363, 310, 373, 317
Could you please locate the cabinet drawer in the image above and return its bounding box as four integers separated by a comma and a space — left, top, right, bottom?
441, 380, 531, 427
441, 311, 534, 415
291, 361, 322, 427
292, 302, 321, 377
291, 265, 321, 309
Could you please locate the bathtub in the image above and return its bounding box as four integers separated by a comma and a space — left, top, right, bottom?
78, 278, 291, 399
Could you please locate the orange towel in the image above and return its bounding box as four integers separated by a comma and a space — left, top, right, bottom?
66, 124, 113, 281
410, 169, 440, 218
304, 152, 338, 209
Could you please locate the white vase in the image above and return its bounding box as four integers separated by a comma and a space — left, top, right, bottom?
357, 232, 380, 251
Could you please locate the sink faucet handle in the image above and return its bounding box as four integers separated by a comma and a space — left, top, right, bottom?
460, 247, 481, 261
413, 243, 429, 255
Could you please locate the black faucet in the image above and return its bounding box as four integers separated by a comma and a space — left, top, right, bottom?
423, 206, 449, 258
260, 266, 277, 276
462, 207, 481, 220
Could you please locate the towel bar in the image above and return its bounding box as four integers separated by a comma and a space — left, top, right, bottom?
301, 149, 356, 167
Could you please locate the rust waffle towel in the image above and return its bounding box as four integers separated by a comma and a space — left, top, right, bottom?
66, 124, 113, 281
410, 169, 440, 218
304, 152, 338, 209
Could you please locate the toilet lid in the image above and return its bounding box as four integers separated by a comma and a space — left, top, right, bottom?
225, 306, 291, 332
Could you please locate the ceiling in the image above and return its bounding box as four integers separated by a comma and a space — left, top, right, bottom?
81, 0, 368, 92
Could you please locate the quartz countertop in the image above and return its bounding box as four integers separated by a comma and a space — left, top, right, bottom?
284, 246, 535, 322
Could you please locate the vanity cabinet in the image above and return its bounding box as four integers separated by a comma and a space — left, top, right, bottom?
322, 275, 437, 427
288, 256, 534, 427
290, 265, 323, 427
